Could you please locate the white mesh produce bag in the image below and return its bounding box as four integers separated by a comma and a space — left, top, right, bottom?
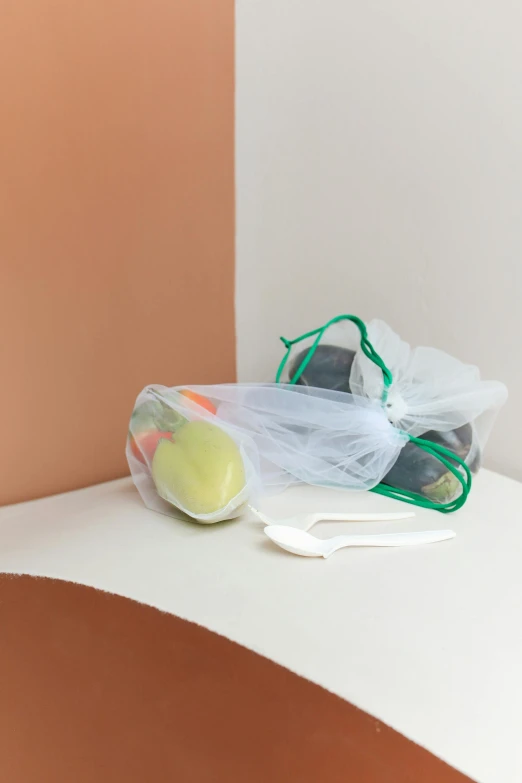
349, 320, 507, 441
126, 383, 407, 523
279, 314, 507, 508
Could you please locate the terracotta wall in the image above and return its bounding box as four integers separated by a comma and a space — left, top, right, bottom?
0, 0, 235, 505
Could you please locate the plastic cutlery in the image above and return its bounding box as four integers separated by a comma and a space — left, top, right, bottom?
264, 525, 456, 558
249, 506, 415, 530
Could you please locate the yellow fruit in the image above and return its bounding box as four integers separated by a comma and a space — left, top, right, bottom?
151, 420, 246, 520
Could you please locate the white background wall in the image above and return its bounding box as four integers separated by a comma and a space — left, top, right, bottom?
236, 0, 522, 480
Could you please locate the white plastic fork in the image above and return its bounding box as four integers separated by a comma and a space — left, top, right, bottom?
248, 505, 415, 531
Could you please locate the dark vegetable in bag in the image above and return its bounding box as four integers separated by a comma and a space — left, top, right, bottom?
289, 345, 480, 502
381, 442, 460, 503
382, 424, 480, 502
419, 423, 481, 473
289, 345, 355, 393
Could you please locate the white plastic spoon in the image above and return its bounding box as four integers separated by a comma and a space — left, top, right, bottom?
249, 506, 415, 530
264, 525, 456, 558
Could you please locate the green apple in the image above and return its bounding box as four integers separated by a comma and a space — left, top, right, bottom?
151, 420, 246, 520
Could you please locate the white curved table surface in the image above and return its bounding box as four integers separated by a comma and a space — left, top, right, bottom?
0, 470, 520, 783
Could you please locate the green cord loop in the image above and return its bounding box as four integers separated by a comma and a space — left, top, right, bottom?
276, 314, 472, 512
276, 314, 393, 404
372, 434, 472, 512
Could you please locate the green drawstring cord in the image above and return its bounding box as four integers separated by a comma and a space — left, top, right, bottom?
371, 434, 472, 512
276, 314, 472, 512
275, 314, 393, 403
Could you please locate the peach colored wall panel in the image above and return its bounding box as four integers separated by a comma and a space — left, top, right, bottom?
0, 0, 235, 505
